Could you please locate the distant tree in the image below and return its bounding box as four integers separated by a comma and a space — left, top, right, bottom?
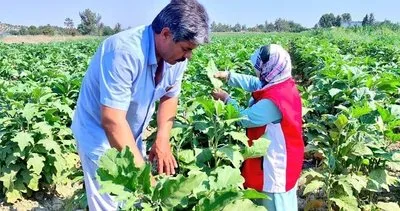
40, 24, 55, 35
114, 23, 122, 34
77, 9, 101, 35
241, 24, 247, 31
274, 18, 291, 32
98, 22, 105, 36
19, 27, 28, 35
64, 18, 75, 35
362, 14, 370, 26
318, 13, 336, 28
27, 25, 39, 35
341, 13, 352, 23
368, 13, 375, 25
334, 15, 342, 27
211, 21, 217, 32
103, 26, 114, 36
287, 21, 306, 32
233, 23, 241, 32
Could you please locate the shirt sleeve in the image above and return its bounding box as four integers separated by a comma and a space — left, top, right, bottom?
164, 60, 187, 98
99, 50, 138, 111
226, 98, 282, 128
228, 72, 263, 92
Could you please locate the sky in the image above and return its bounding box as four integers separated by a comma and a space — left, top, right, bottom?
0, 0, 399, 29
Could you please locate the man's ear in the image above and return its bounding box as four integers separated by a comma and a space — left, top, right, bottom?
160, 27, 172, 40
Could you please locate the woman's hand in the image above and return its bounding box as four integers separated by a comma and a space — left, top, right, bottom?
211, 89, 229, 102
213, 71, 230, 81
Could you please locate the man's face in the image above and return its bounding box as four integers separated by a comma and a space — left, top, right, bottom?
159, 28, 198, 65
165, 38, 197, 65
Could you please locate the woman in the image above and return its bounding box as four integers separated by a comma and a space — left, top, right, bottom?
212, 44, 304, 211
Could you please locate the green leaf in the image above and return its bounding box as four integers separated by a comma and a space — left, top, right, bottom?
137, 164, 152, 195
334, 114, 348, 131
242, 138, 270, 159
178, 149, 195, 164
376, 202, 400, 211
22, 103, 37, 121
26, 173, 40, 191
37, 138, 61, 154
209, 166, 244, 190
156, 173, 207, 208
366, 169, 391, 192
11, 132, 34, 151
225, 104, 240, 120
352, 143, 373, 156
0, 167, 19, 190
5, 189, 23, 203
351, 103, 373, 118
331, 195, 359, 211
346, 174, 368, 193
301, 169, 324, 180
197, 190, 241, 211
386, 161, 400, 171
96, 147, 141, 196
303, 180, 325, 195
218, 145, 244, 168
206, 60, 223, 89
197, 97, 215, 118
242, 189, 268, 199
222, 199, 267, 211
27, 153, 46, 175
195, 148, 213, 166
329, 88, 342, 97
33, 122, 53, 137
337, 178, 353, 197
228, 131, 249, 147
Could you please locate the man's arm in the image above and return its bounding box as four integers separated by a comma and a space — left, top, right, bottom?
101, 106, 145, 167
149, 96, 179, 175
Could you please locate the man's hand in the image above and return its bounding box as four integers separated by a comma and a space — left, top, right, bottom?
212, 89, 229, 102
150, 175, 157, 187
213, 71, 230, 81
149, 139, 178, 175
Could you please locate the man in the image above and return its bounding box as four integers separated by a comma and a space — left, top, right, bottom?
71, 0, 209, 209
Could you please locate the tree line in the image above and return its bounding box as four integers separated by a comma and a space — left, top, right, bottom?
5, 10, 400, 36
8, 9, 122, 36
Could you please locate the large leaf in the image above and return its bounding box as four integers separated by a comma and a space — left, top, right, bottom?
209, 166, 244, 190
222, 199, 266, 211
331, 195, 359, 211
228, 131, 249, 147
337, 178, 353, 197
351, 142, 373, 156
346, 174, 368, 193
178, 149, 196, 164
242, 189, 268, 199
334, 114, 348, 131
97, 147, 141, 195
242, 138, 270, 159
37, 138, 61, 154
366, 168, 393, 192
155, 173, 207, 208
206, 60, 223, 89
11, 132, 34, 151
303, 180, 325, 195
27, 153, 46, 175
197, 190, 241, 211
376, 202, 400, 211
218, 145, 244, 168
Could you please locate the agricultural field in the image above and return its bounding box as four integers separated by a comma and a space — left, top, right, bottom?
0, 28, 399, 210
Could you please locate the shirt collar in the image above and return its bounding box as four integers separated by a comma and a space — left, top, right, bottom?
147, 25, 157, 66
